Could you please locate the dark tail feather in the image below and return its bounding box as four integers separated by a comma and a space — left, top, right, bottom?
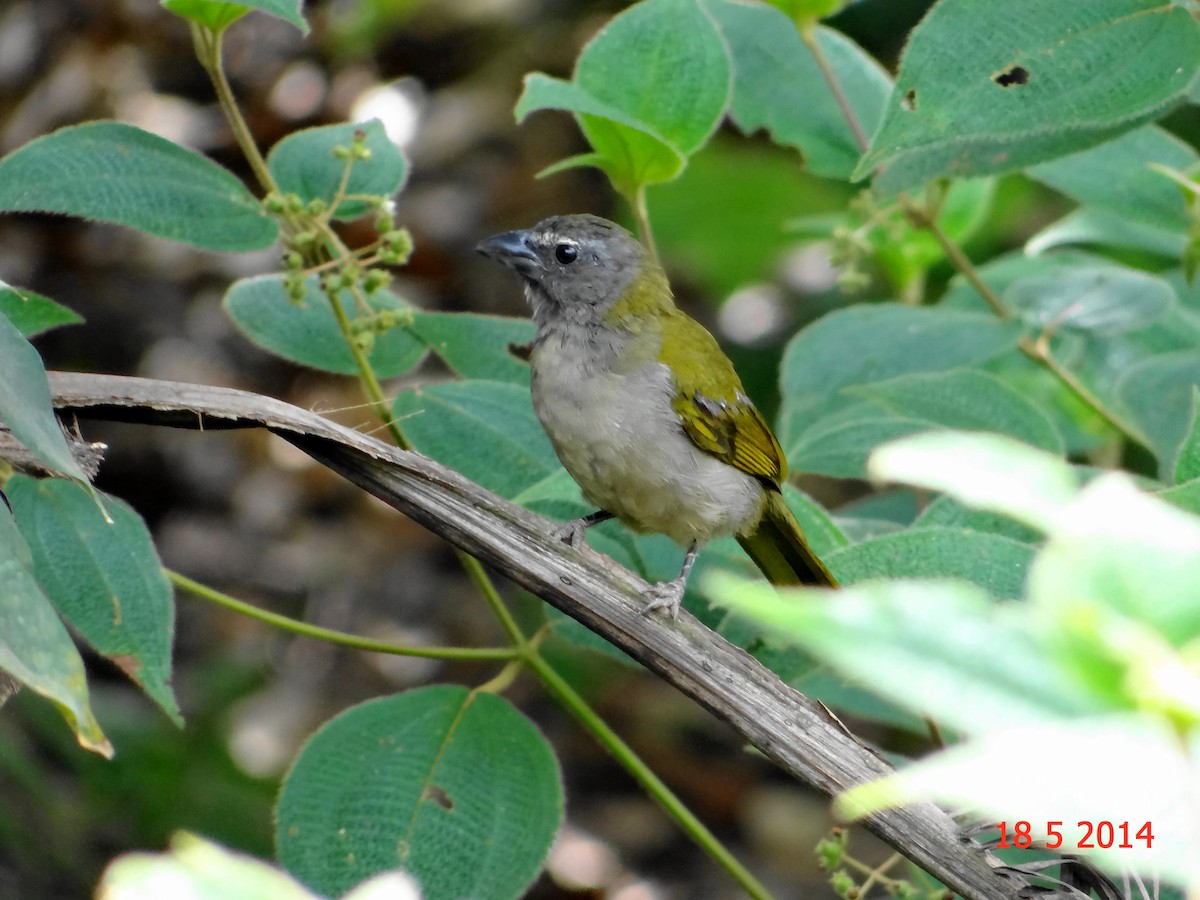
736, 491, 837, 587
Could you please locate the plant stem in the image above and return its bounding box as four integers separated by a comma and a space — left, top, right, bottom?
801, 23, 870, 155
633, 185, 658, 259
1017, 334, 1153, 451
192, 25, 278, 196
524, 651, 775, 900
168, 569, 518, 661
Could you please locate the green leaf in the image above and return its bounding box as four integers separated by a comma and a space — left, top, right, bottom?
7, 476, 180, 725
0, 502, 111, 758
825, 527, 1034, 599
791, 413, 935, 479
778, 304, 1021, 447
0, 310, 86, 480
834, 716, 1197, 886
516, 0, 730, 192
914, 495, 1042, 545
1116, 351, 1200, 478
407, 312, 534, 385
868, 431, 1079, 534
223, 275, 426, 376
710, 4, 889, 179
1030, 473, 1200, 646
1159, 478, 1200, 516
391, 381, 560, 499
1025, 207, 1185, 259
161, 0, 308, 33
0, 284, 82, 337
707, 575, 1107, 733
277, 686, 561, 899
0, 122, 278, 251
850, 369, 1063, 452
1176, 388, 1200, 485
267, 120, 406, 221
1003, 264, 1174, 336
98, 832, 325, 900
1027, 125, 1197, 232
856, 0, 1200, 193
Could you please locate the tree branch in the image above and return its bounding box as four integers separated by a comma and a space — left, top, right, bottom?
48, 371, 1027, 900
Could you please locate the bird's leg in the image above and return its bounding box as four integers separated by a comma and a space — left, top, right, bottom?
642, 540, 700, 620
551, 509, 615, 548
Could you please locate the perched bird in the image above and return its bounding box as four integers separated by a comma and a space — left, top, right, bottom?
477, 214, 835, 617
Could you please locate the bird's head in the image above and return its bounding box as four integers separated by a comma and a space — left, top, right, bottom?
476, 214, 669, 328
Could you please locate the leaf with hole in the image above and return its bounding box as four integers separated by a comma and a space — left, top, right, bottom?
856, 0, 1200, 193
277, 686, 561, 899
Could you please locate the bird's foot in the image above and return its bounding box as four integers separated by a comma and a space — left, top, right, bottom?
550, 518, 589, 549
641, 578, 685, 620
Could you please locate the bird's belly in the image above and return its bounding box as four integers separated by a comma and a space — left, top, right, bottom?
531, 356, 764, 545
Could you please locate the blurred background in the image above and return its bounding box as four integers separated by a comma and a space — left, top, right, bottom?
0, 0, 1064, 896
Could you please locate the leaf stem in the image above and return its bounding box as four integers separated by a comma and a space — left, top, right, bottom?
524, 651, 775, 900
1017, 334, 1153, 450
900, 200, 1011, 319
801, 23, 870, 156
168, 569, 518, 661
633, 185, 658, 260
192, 25, 278, 197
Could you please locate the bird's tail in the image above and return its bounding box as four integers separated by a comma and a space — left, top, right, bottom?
736, 491, 837, 587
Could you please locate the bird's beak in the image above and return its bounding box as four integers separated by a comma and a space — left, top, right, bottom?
476, 229, 541, 278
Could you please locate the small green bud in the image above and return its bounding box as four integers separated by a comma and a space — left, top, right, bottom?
363, 269, 392, 294
375, 307, 398, 330
263, 192, 287, 213
352, 331, 376, 355
306, 198, 328, 216
385, 228, 413, 263
816, 838, 843, 870
354, 145, 373, 161
285, 193, 306, 213
830, 870, 857, 898
374, 210, 393, 235
284, 251, 304, 270
332, 144, 351, 160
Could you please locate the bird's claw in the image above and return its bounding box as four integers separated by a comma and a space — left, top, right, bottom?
551, 518, 588, 549
641, 579, 685, 619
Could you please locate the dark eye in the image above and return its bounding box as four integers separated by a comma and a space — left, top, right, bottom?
554, 243, 578, 264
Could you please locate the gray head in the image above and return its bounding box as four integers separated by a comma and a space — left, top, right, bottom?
476, 214, 652, 328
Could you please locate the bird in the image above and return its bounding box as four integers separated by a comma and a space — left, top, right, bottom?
477, 214, 835, 617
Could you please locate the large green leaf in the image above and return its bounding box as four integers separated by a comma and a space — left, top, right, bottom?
778, 303, 1020, 447
0, 310, 86, 480
825, 527, 1034, 599
0, 285, 82, 337
856, 0, 1200, 193
1003, 264, 1174, 337
0, 502, 111, 757
1175, 389, 1200, 485
0, 122, 278, 251
277, 686, 561, 899
708, 576, 1108, 733
851, 370, 1063, 452
223, 275, 426, 376
710, 2, 889, 179
1116, 351, 1200, 478
267, 120, 407, 221
407, 312, 534, 385
8, 476, 180, 725
516, 0, 730, 192
1027, 125, 1197, 232
391, 381, 560, 499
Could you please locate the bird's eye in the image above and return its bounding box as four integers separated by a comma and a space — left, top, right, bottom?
554, 243, 578, 264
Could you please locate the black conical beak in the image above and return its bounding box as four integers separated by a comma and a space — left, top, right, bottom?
476, 229, 541, 278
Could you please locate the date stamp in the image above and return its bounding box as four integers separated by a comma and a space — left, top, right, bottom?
996, 821, 1154, 850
